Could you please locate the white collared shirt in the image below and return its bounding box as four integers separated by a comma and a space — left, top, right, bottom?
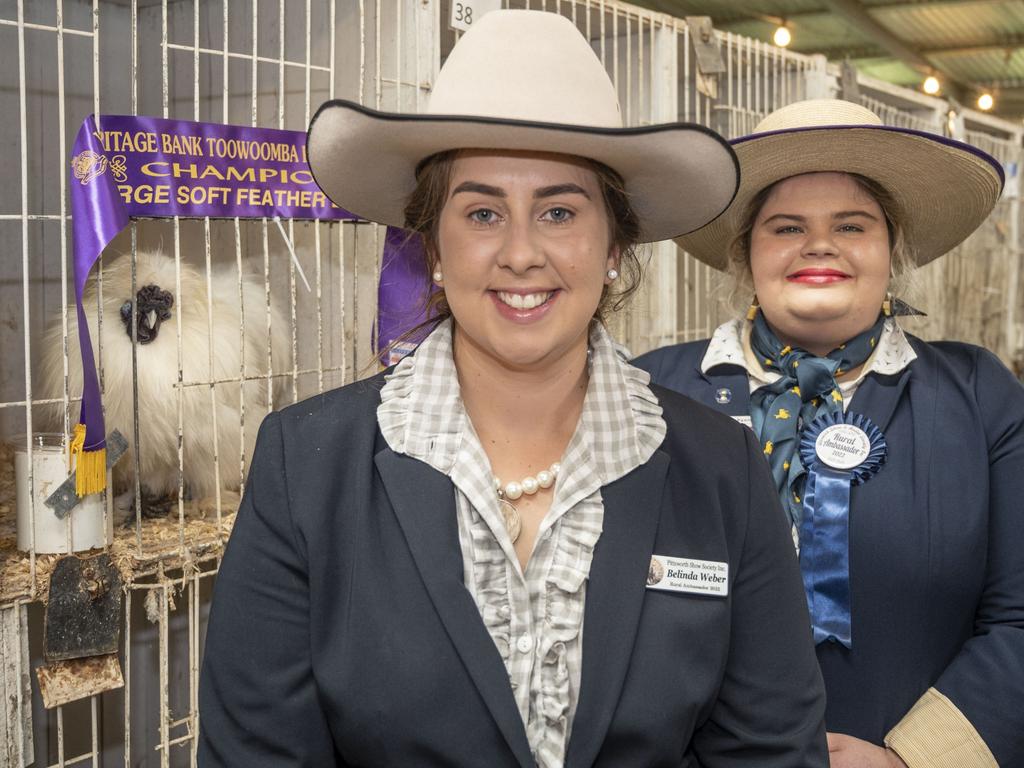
701, 316, 918, 408
376, 319, 666, 767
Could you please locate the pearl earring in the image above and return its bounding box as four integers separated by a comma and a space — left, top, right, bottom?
432, 270, 443, 283
606, 268, 619, 281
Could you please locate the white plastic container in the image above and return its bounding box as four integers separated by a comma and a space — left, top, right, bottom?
13, 434, 111, 553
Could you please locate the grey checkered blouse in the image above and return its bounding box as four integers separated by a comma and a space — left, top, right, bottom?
377, 319, 666, 767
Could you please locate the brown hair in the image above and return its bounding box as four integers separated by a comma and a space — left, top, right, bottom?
725, 172, 916, 312
399, 149, 644, 341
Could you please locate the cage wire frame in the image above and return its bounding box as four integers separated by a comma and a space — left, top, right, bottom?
1, 1, 396, 765
846, 74, 1024, 365
907, 123, 1023, 360
0, 1, 1021, 766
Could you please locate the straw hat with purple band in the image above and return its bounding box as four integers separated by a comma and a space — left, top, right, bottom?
306, 10, 739, 243
676, 98, 1005, 270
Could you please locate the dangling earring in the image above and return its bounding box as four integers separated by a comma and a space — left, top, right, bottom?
606, 268, 619, 281
746, 295, 760, 321
432, 270, 443, 284
884, 252, 896, 315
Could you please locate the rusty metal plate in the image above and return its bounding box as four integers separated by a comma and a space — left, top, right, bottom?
840, 61, 860, 101
36, 654, 124, 709
696, 70, 719, 100
685, 17, 725, 75
44, 554, 122, 661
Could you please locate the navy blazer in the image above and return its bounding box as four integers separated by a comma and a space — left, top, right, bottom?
634, 336, 1024, 764
198, 372, 828, 767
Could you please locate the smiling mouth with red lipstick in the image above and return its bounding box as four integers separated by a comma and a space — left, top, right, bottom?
786, 268, 851, 285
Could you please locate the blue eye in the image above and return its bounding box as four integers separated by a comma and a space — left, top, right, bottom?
544, 207, 574, 223
469, 209, 497, 225
838, 224, 864, 233
775, 225, 802, 234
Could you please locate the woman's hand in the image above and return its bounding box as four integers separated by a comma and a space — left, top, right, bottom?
827, 732, 910, 768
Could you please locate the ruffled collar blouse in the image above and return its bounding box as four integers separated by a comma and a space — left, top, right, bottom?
377, 319, 666, 767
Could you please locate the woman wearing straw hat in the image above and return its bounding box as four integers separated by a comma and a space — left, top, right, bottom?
636, 98, 1023, 768
198, 11, 828, 767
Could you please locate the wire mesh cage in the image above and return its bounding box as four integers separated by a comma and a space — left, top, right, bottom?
850, 80, 1023, 369
1, 2, 392, 765
0, 1, 1020, 766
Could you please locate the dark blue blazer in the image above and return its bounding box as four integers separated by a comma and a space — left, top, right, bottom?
198, 372, 828, 767
634, 336, 1024, 764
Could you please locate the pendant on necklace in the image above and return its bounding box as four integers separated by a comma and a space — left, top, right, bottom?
494, 461, 559, 546
498, 499, 522, 543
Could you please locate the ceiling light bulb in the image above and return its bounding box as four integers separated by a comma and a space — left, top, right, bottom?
773, 25, 791, 48
923, 76, 940, 95
977, 92, 994, 111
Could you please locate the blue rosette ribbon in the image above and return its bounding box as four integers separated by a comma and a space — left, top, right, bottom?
798, 411, 887, 648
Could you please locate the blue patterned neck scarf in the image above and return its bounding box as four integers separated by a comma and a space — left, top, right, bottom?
749, 311, 887, 525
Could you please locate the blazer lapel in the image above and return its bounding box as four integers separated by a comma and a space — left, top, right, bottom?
374, 448, 535, 768
697, 364, 752, 418
565, 452, 670, 768
847, 366, 913, 433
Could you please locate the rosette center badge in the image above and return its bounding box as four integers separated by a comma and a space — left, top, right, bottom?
814, 423, 871, 470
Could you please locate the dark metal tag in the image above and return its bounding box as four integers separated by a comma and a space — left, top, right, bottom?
44, 429, 129, 519
43, 554, 122, 661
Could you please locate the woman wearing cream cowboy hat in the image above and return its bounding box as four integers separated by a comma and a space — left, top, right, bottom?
199, 10, 829, 767
636, 98, 1023, 768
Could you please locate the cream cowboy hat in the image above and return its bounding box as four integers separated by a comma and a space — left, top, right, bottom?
307, 10, 739, 243
676, 98, 1004, 269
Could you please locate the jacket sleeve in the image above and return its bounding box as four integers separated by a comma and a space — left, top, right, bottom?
888, 348, 1024, 766
198, 412, 339, 767
692, 425, 829, 767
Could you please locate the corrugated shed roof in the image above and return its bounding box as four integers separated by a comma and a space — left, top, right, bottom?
629, 0, 1024, 119
875, 2, 1022, 46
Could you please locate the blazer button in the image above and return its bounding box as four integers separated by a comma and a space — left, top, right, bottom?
516, 634, 534, 653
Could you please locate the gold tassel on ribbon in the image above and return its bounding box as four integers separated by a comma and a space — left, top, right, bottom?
69, 423, 107, 497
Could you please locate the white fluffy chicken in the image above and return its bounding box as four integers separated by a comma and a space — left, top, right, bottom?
38, 250, 290, 515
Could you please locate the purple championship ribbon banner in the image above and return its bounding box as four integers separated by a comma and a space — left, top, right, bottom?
69, 113, 356, 494
376, 227, 437, 367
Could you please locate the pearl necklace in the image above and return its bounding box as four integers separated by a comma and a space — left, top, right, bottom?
494, 462, 560, 543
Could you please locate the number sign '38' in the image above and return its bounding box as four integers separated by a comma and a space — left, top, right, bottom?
449, 0, 501, 33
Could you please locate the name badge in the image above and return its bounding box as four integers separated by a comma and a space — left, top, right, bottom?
732, 414, 753, 429
646, 555, 729, 597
